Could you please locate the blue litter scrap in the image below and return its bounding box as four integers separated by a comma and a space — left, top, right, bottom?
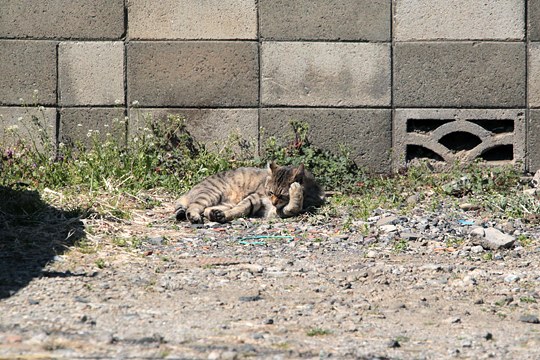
458, 219, 475, 226
237, 235, 294, 245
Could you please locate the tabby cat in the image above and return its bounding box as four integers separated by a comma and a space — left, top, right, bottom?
174, 161, 324, 224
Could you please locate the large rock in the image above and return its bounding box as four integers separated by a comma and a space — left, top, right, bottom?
470, 227, 516, 250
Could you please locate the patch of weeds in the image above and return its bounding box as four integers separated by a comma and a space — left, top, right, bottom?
393, 239, 409, 253
482, 252, 493, 261
520, 296, 537, 304
95, 258, 106, 269
445, 237, 464, 249
260, 120, 363, 193
306, 328, 332, 337
74, 238, 97, 254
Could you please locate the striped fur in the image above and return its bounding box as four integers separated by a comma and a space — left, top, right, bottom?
174, 162, 325, 224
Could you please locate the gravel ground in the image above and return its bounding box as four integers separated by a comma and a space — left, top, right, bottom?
1, 191, 540, 360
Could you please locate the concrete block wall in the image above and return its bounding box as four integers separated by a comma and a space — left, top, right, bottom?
0, 0, 539, 173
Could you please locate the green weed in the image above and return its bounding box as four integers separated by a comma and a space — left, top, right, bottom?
306, 327, 332, 336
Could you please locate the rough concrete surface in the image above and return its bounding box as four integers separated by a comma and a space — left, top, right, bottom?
129, 108, 259, 152
128, 0, 257, 40
529, 43, 540, 107
59, 42, 124, 106
529, 110, 540, 172
394, 0, 524, 41
259, 0, 390, 41
0, 40, 57, 106
260, 108, 392, 173
127, 42, 259, 107
0, 107, 56, 149
59, 108, 126, 146
393, 109, 526, 170
394, 42, 526, 108
0, 0, 124, 39
530, 0, 540, 41
261, 42, 391, 107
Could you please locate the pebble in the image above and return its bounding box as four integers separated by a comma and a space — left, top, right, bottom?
504, 275, 520, 283
519, 315, 540, 324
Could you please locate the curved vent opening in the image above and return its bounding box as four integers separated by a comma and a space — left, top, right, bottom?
468, 119, 514, 134
406, 145, 444, 162
479, 145, 513, 162
439, 132, 481, 151
407, 119, 454, 133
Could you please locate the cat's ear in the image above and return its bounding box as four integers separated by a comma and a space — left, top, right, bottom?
292, 163, 305, 183
267, 160, 278, 174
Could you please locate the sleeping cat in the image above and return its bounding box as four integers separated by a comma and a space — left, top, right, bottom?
174, 161, 324, 224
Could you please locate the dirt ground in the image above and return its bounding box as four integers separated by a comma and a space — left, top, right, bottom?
1, 192, 540, 360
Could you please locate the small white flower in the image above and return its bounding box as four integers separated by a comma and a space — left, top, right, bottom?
19, 98, 24, 103
131, 100, 140, 106
104, 124, 109, 128
114, 99, 122, 105
6, 125, 19, 132
38, 106, 45, 111
17, 117, 23, 122
33, 89, 39, 94
58, 142, 65, 148
87, 130, 93, 138
77, 123, 83, 127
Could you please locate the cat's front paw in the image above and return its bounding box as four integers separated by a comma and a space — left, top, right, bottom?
289, 182, 303, 197
175, 205, 187, 221
208, 209, 227, 223
187, 211, 203, 224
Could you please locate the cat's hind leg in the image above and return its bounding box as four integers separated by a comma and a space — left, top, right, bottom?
204, 205, 233, 220
208, 194, 263, 223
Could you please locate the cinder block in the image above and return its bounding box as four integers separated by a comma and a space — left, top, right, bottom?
127, 42, 258, 107
0, 107, 56, 149
529, 110, 540, 171
261, 42, 391, 107
59, 108, 126, 146
260, 108, 392, 173
128, 0, 256, 40
59, 42, 124, 106
394, 0, 524, 41
129, 108, 258, 152
393, 109, 526, 170
0, 0, 124, 39
529, 43, 540, 107
0, 41, 56, 106
394, 42, 526, 107
259, 0, 390, 41
530, 0, 540, 41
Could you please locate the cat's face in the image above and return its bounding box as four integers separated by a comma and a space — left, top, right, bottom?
266, 162, 304, 209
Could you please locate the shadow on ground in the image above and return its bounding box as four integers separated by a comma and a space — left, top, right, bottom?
0, 185, 85, 299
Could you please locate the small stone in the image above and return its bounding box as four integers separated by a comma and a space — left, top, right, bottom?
483, 332, 493, 340
380, 224, 398, 233
406, 194, 420, 205
519, 314, 540, 324
366, 250, 378, 258
461, 339, 472, 348
376, 216, 399, 227
504, 274, 520, 283
264, 318, 274, 325
147, 236, 164, 245
239, 294, 262, 302
387, 339, 401, 348
400, 232, 421, 240
470, 245, 484, 254
460, 203, 481, 211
